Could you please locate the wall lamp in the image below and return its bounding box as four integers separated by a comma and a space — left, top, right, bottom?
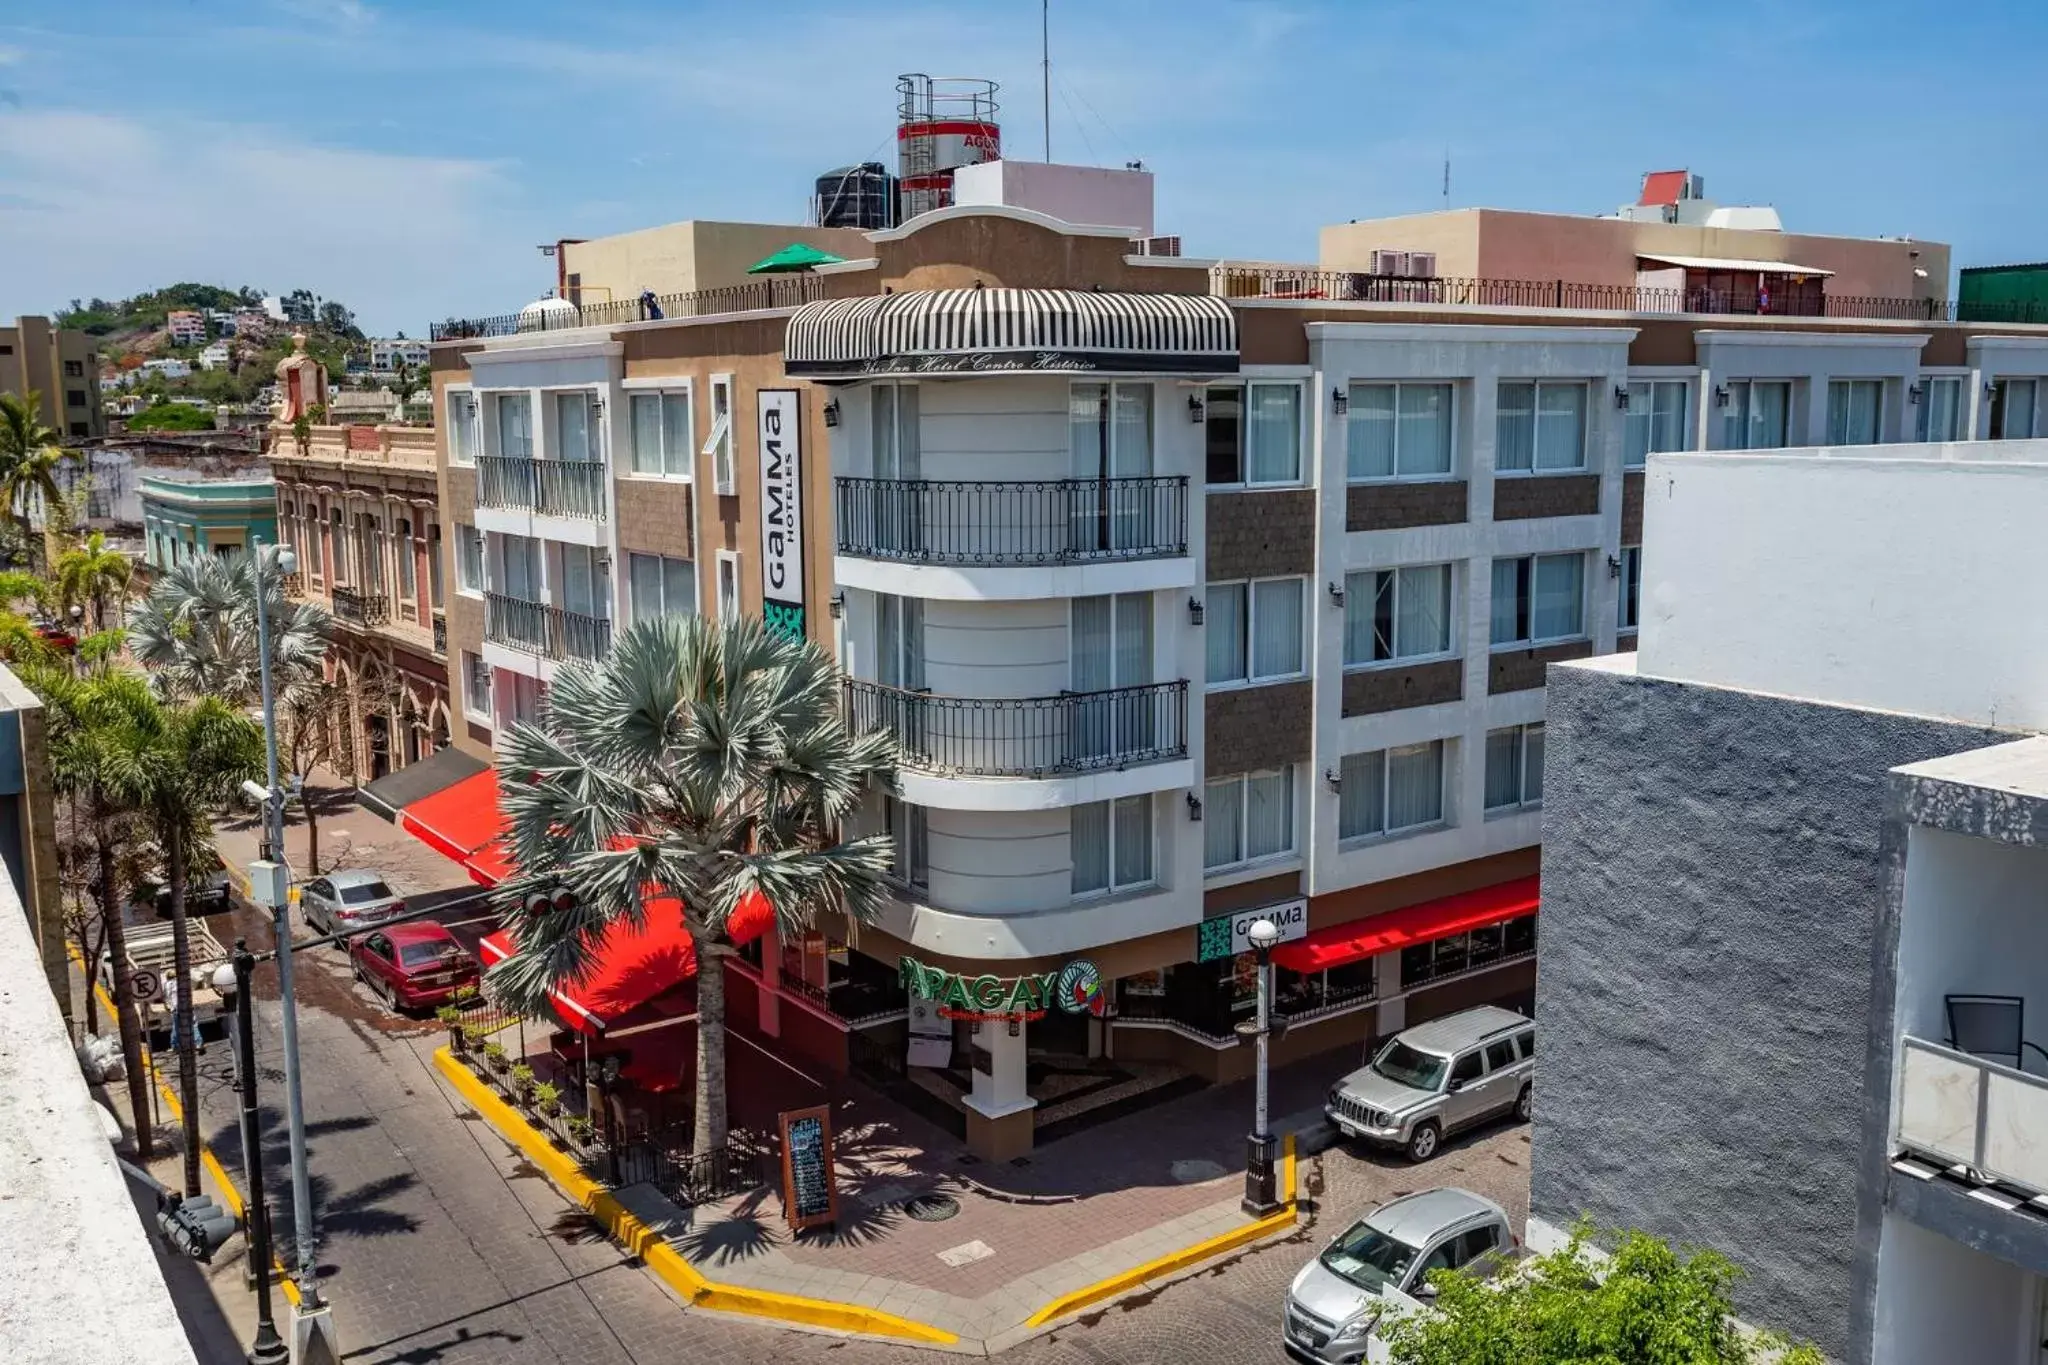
1607, 553, 1622, 579
1713, 384, 1731, 408
1188, 393, 1206, 424
1614, 384, 1633, 411
827, 590, 845, 620
594, 551, 611, 575
1987, 381, 2000, 402
1331, 387, 1349, 415
1324, 766, 1342, 794
1187, 595, 1205, 626
1326, 580, 1345, 608
1907, 382, 1923, 405
1185, 791, 1203, 822
823, 398, 841, 428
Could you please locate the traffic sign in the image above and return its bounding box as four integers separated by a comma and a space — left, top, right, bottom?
130, 968, 160, 1002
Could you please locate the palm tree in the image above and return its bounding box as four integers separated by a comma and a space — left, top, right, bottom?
488, 615, 896, 1155
127, 543, 329, 706
55, 531, 134, 633
0, 391, 70, 569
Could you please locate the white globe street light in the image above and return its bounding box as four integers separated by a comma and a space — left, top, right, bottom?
1243, 916, 1284, 1216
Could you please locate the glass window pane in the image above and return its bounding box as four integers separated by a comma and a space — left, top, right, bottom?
1204, 777, 1243, 868
1112, 383, 1154, 478
1397, 384, 1454, 476
1114, 795, 1151, 887
663, 558, 696, 617
1244, 769, 1293, 859
1525, 724, 1546, 803
1534, 383, 1586, 470
1531, 554, 1583, 640
1490, 557, 1523, 645
662, 393, 692, 475
497, 394, 532, 458
1071, 383, 1108, 478
1495, 383, 1534, 472
556, 392, 592, 461
630, 394, 662, 474
1752, 381, 1789, 449
1385, 741, 1443, 830
1251, 578, 1303, 678
1395, 564, 1450, 657
628, 553, 661, 625
1348, 384, 1395, 480
1342, 570, 1375, 666
1071, 801, 1109, 895
1205, 386, 1243, 484
1339, 749, 1385, 840
1245, 384, 1298, 484
1484, 728, 1522, 810
1624, 383, 1651, 468
1652, 381, 1688, 452
1205, 583, 1247, 684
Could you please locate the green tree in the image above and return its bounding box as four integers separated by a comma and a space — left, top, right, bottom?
126, 402, 218, 433
391, 358, 423, 417
1379, 1223, 1827, 1365
54, 531, 134, 633
0, 391, 68, 568
126, 545, 330, 706
488, 616, 896, 1155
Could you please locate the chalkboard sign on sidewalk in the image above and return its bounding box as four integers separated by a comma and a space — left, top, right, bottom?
778, 1105, 838, 1233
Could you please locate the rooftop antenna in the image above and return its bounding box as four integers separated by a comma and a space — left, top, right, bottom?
1442, 150, 1450, 209
1042, 0, 1051, 162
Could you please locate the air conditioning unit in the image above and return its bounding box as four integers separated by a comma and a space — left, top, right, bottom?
1137, 235, 1182, 258
1371, 249, 1410, 277
1407, 252, 1437, 279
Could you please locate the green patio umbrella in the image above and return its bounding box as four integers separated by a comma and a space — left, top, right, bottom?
746, 242, 847, 275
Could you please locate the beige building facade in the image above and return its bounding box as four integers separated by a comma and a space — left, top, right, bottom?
0, 315, 104, 441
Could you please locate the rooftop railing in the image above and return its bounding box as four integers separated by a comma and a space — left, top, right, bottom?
430, 275, 830, 342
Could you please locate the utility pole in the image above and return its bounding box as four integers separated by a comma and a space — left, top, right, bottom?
1042, 0, 1052, 162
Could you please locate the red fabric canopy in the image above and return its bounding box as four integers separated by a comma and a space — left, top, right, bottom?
1272, 875, 1539, 974
398, 769, 505, 885
478, 891, 775, 1034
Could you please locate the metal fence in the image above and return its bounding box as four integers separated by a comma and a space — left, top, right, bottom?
843, 678, 1188, 778
331, 585, 390, 627
835, 475, 1189, 566
431, 275, 832, 342
475, 456, 607, 520
484, 593, 612, 662
613, 1128, 775, 1206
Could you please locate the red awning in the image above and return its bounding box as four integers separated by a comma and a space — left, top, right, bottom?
398, 768, 506, 885
1272, 875, 1539, 974
477, 891, 775, 1034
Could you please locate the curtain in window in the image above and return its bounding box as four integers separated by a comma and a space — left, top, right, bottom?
497, 395, 532, 458
1652, 381, 1688, 454
1339, 749, 1384, 839
1395, 565, 1450, 656
1245, 769, 1292, 859
1070, 383, 1108, 478
894, 385, 922, 477
1531, 555, 1583, 640
662, 558, 696, 617
1748, 381, 1790, 449
661, 393, 692, 475
1625, 384, 1652, 467
1920, 378, 1960, 442
1525, 725, 1546, 803
1071, 801, 1109, 894
872, 386, 897, 476
1490, 558, 1523, 644
1113, 384, 1154, 477
449, 394, 476, 461
629, 553, 662, 624
1827, 380, 1882, 445
1251, 578, 1303, 678
1245, 384, 1298, 483
1484, 728, 1522, 810
1342, 570, 1376, 665
1113, 795, 1151, 887
1349, 385, 1396, 479
1495, 383, 1535, 471
1534, 384, 1586, 470
1398, 384, 1453, 476
1071, 595, 1112, 693
1204, 777, 1243, 868
1114, 593, 1152, 686
1386, 741, 1443, 829
630, 394, 663, 474
2000, 379, 2039, 439
556, 393, 592, 461
395, 519, 416, 599
1206, 583, 1247, 683
559, 546, 596, 616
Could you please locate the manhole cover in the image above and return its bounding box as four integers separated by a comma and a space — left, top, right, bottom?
903, 1193, 961, 1222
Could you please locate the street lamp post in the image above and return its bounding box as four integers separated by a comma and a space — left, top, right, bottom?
1242, 917, 1283, 1217
216, 944, 289, 1365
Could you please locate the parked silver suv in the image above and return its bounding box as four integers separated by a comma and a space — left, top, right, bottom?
1325, 1005, 1534, 1162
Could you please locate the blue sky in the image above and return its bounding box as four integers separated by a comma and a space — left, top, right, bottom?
3, 0, 2044, 336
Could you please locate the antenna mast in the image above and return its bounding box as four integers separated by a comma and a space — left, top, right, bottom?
1042, 0, 1052, 161
1443, 150, 1450, 209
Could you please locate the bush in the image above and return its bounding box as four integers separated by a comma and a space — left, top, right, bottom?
510, 1063, 535, 1095
481, 1041, 507, 1070
127, 402, 217, 432
533, 1081, 561, 1117
434, 1004, 462, 1027
566, 1114, 595, 1145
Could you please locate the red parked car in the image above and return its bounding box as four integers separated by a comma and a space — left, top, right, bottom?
350, 922, 479, 1012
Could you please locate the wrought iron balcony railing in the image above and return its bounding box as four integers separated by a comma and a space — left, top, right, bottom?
835, 476, 1189, 566
331, 585, 390, 627
475, 457, 606, 520
843, 678, 1188, 779
483, 592, 611, 662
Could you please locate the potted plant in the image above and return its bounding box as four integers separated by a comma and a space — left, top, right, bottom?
533, 1081, 561, 1120
481, 1041, 507, 1075
565, 1114, 595, 1151
436, 1004, 466, 1053
510, 1063, 535, 1106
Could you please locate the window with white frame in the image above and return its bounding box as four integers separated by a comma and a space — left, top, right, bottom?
553, 391, 597, 461
395, 517, 416, 601
462, 652, 491, 717
454, 523, 483, 593
1339, 741, 1446, 841
1490, 552, 1585, 646
1484, 724, 1545, 812
1204, 767, 1295, 871
1917, 377, 1964, 442
1495, 381, 1587, 472
704, 377, 735, 493
884, 795, 928, 891
1826, 379, 1883, 446
627, 552, 697, 623
494, 393, 533, 459
1617, 546, 1642, 631
1348, 382, 1454, 480
1204, 383, 1301, 485
1722, 380, 1791, 450
1993, 378, 2040, 439
871, 384, 921, 478
447, 391, 478, 464
1205, 577, 1304, 686
1343, 564, 1453, 667
1624, 380, 1688, 468
715, 551, 740, 618
628, 389, 692, 477
1071, 795, 1153, 896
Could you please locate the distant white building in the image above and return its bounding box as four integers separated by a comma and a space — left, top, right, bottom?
165, 310, 206, 345
196, 341, 233, 371
369, 338, 431, 372
260, 296, 289, 323
139, 358, 191, 380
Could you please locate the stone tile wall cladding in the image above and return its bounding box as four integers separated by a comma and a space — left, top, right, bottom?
1342, 659, 1464, 717
1621, 472, 1645, 545
1492, 474, 1600, 522
1206, 681, 1311, 775
613, 477, 695, 561
1488, 641, 1593, 695
1346, 481, 1469, 532
1532, 662, 2012, 1364
1206, 488, 1316, 581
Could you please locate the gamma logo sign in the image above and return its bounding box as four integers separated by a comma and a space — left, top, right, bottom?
898, 955, 1106, 1023
756, 388, 805, 641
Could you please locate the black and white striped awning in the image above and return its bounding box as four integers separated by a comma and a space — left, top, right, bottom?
785, 288, 1238, 377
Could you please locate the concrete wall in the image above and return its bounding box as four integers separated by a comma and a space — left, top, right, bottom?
1895, 826, 2048, 1051
559, 221, 872, 303
951, 160, 1155, 237
1532, 655, 2010, 1362
1871, 1213, 2032, 1365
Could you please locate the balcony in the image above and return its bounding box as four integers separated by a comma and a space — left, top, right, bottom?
835, 476, 1189, 567
432, 612, 447, 655
331, 585, 390, 627
843, 678, 1187, 779
475, 457, 606, 520
1895, 1035, 2048, 1199
484, 592, 611, 662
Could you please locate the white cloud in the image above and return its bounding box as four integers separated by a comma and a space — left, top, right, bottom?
0, 109, 544, 334
274, 0, 373, 26
0, 43, 24, 65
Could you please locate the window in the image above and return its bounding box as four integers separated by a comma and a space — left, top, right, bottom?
1203, 767, 1295, 871
871, 384, 921, 478
1826, 379, 1883, 446
1449, 1051, 1484, 1086
1490, 553, 1584, 646
1348, 382, 1453, 480
454, 524, 482, 593
66, 389, 86, 408
1517, 1030, 1535, 1061
1722, 380, 1790, 450
1917, 377, 1964, 442
448, 391, 478, 464
69, 421, 88, 437
1339, 741, 1446, 841
494, 393, 532, 459
1343, 564, 1452, 666
627, 552, 697, 623
628, 389, 692, 477
1204, 383, 1301, 485
462, 653, 491, 717
1205, 577, 1304, 686
1617, 546, 1641, 631
1483, 724, 1545, 812
884, 795, 928, 891
64, 360, 84, 378
553, 391, 596, 461
1992, 378, 2040, 440
705, 376, 735, 493
1402, 914, 1536, 988
1071, 795, 1153, 896
395, 518, 416, 601
1623, 380, 1688, 467
715, 550, 740, 618
1495, 381, 1586, 472
303, 509, 324, 576
875, 592, 925, 688
1484, 1040, 1518, 1071
427, 524, 444, 608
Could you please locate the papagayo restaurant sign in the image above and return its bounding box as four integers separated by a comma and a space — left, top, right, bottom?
898, 956, 1106, 1022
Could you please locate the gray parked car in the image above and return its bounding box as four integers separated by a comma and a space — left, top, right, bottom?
300, 870, 407, 939
1325, 1005, 1534, 1162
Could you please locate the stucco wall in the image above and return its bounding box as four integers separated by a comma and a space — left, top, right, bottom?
1531, 656, 2009, 1363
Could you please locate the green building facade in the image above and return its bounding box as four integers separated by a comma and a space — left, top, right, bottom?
1958, 263, 2048, 324
140, 475, 278, 570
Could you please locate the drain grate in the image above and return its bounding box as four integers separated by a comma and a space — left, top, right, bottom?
902, 1193, 962, 1222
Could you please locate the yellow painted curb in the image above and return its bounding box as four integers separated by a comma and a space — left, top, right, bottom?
431, 1047, 959, 1346
1023, 1132, 1300, 1329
